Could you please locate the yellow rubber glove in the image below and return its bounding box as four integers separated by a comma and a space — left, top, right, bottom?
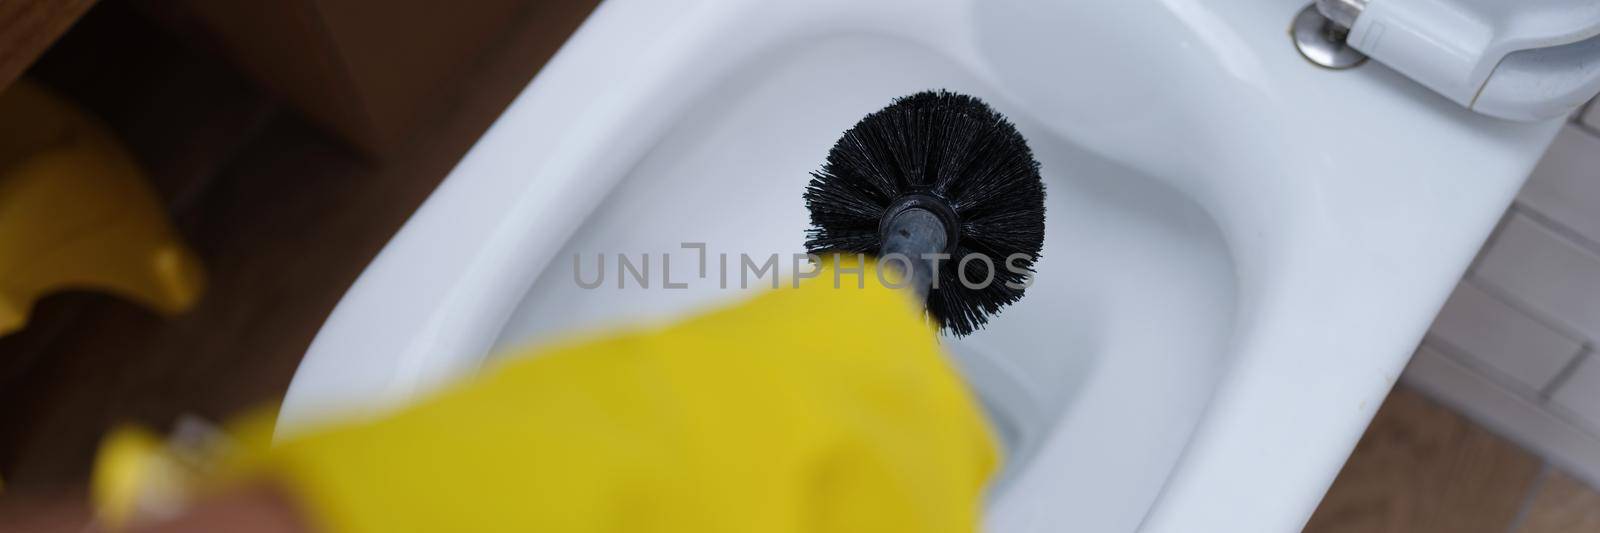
0, 79, 204, 335
98, 259, 999, 532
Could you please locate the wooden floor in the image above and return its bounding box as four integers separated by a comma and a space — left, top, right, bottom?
1306, 387, 1600, 532
1, 2, 1598, 531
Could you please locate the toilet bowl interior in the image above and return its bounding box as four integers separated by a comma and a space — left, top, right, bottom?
489, 34, 1239, 532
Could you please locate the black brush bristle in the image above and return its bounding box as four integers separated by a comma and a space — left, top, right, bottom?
803, 90, 1045, 336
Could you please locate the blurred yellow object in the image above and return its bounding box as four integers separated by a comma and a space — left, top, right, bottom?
0, 79, 204, 335
94, 409, 279, 529
92, 426, 190, 527
94, 259, 999, 532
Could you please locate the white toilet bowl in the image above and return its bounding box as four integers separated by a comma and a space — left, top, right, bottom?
277, 0, 1566, 531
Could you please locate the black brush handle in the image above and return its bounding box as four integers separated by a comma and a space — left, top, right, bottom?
879, 207, 948, 301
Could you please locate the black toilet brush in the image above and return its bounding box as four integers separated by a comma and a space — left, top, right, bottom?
804, 90, 1046, 336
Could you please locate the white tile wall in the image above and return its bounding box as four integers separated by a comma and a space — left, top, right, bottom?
1407, 112, 1600, 490
1404, 346, 1600, 487
1581, 99, 1600, 133
1553, 355, 1600, 433
1428, 281, 1581, 391
1475, 213, 1600, 340
1518, 127, 1600, 250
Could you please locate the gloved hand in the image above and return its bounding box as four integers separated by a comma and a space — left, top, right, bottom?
96, 259, 999, 532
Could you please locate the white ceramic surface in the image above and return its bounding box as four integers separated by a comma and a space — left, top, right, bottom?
1346, 0, 1600, 121
278, 0, 1564, 531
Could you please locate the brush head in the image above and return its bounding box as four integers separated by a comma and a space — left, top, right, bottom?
804, 90, 1046, 336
